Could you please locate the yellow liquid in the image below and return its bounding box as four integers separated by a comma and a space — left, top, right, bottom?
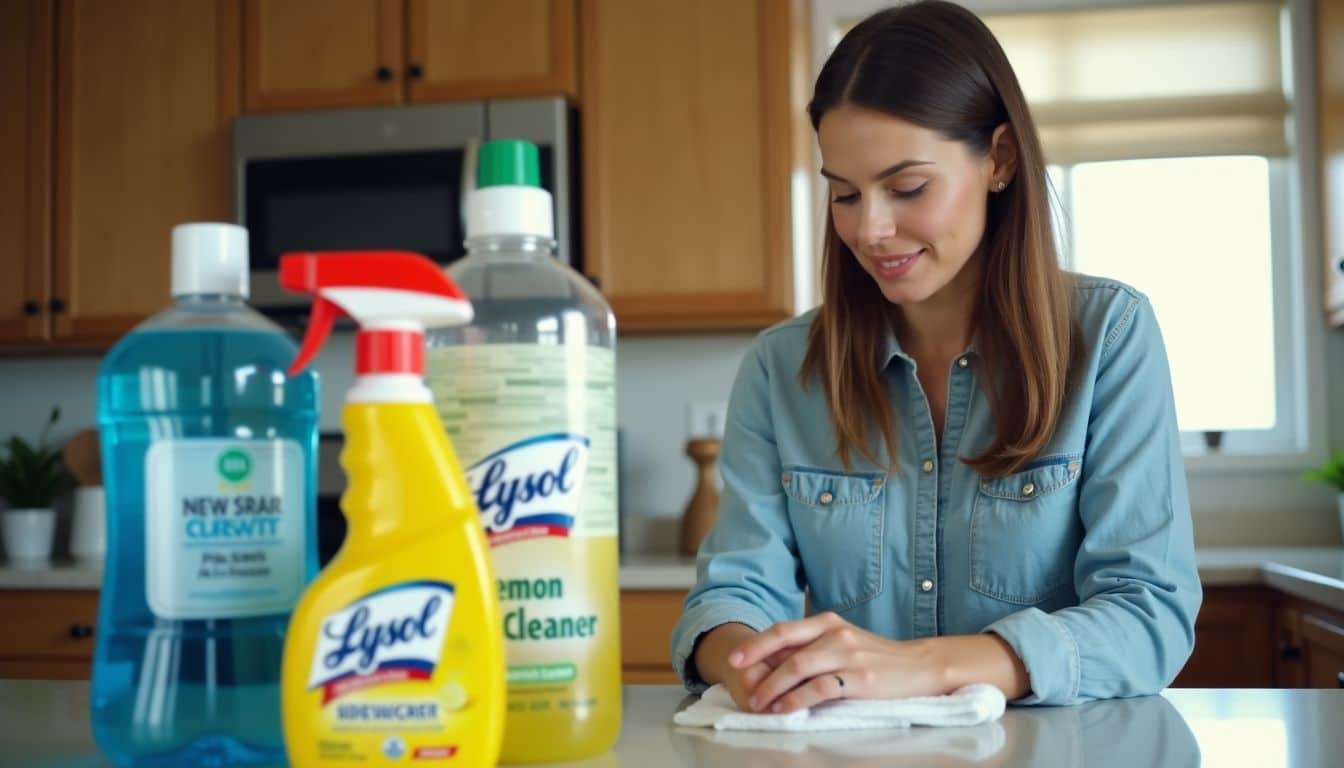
496, 535, 621, 763
281, 403, 505, 768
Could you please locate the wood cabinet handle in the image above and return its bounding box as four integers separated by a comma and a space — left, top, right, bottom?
376, 66, 393, 81
23, 300, 40, 316
407, 63, 424, 80
69, 624, 94, 639
1278, 642, 1302, 660
49, 298, 66, 314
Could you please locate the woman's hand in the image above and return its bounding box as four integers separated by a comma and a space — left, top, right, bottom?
728, 612, 1031, 713
692, 622, 800, 711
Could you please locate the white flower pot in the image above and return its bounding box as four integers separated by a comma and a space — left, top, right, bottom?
2, 507, 56, 569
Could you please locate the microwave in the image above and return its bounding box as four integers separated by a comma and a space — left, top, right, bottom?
232, 97, 576, 316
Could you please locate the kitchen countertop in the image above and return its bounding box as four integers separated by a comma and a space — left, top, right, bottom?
7, 548, 1343, 601
1, 681, 1341, 767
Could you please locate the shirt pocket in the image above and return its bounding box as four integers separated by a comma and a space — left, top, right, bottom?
781, 468, 886, 613
970, 454, 1083, 605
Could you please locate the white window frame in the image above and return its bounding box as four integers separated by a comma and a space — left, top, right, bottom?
808, 0, 1329, 474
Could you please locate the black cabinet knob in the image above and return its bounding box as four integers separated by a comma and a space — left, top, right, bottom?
49, 298, 65, 313
1338, 258, 1344, 274
1278, 642, 1302, 660
407, 63, 424, 80
376, 66, 393, 81
22, 300, 40, 316
69, 624, 94, 639
1337, 671, 1344, 689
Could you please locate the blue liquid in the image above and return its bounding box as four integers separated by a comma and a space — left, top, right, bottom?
93, 324, 317, 767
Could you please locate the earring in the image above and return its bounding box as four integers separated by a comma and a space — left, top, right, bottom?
994, 181, 1007, 192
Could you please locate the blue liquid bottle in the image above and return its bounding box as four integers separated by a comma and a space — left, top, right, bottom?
92, 223, 318, 767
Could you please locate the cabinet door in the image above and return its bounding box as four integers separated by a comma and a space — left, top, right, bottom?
53, 0, 240, 343
1171, 587, 1275, 687
581, 0, 805, 331
619, 589, 685, 684
0, 0, 52, 344
1302, 612, 1344, 689
1323, 0, 1344, 324
243, 0, 402, 111
409, 0, 576, 103
0, 589, 99, 680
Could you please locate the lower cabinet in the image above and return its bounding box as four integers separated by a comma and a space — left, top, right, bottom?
618, 589, 687, 684
1275, 596, 1344, 689
0, 589, 98, 680
0, 587, 692, 685
1172, 586, 1276, 687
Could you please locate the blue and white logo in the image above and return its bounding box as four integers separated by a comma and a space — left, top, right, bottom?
307, 581, 455, 703
382, 735, 407, 760
467, 433, 589, 546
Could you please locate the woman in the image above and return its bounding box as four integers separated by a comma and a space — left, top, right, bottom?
671, 0, 1201, 713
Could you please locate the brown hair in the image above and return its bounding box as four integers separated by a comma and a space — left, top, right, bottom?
800, 0, 1082, 477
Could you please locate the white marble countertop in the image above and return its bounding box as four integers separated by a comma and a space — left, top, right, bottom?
6, 549, 1344, 611
2, 681, 1343, 767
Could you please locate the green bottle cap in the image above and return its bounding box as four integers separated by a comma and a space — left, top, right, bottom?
476, 140, 541, 189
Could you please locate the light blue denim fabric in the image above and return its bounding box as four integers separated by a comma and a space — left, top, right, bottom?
670, 275, 1202, 705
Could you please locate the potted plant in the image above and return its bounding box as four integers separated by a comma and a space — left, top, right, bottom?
0, 407, 76, 567
1302, 451, 1344, 542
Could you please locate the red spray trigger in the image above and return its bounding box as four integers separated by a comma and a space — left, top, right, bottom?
279, 251, 472, 377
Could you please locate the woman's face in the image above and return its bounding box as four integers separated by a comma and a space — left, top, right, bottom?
817, 103, 1003, 308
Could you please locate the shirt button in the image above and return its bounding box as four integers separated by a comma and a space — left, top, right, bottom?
920, 579, 934, 592
958, 357, 969, 368
1022, 482, 1036, 496
818, 491, 834, 505
921, 460, 934, 473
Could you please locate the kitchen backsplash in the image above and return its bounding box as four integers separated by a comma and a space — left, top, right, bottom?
4, 329, 1344, 549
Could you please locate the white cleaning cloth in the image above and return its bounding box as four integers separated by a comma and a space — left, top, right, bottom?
673, 682, 1006, 732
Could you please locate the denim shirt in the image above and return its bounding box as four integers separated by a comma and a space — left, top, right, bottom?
671, 275, 1202, 705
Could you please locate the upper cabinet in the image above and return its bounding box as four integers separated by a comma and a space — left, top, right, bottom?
243, 0, 577, 112
0, 0, 238, 349
52, 0, 239, 344
0, 0, 52, 343
1322, 0, 1344, 324
580, 0, 809, 331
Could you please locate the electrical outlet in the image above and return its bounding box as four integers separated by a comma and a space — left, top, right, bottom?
687, 401, 728, 440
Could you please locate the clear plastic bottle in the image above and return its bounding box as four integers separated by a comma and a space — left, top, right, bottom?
426, 140, 621, 762
92, 223, 318, 767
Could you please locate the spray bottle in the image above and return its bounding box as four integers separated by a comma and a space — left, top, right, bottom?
277, 251, 504, 767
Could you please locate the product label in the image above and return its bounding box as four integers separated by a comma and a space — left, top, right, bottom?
144, 438, 306, 619
427, 344, 617, 543
428, 344, 621, 730
468, 433, 589, 546
308, 581, 456, 711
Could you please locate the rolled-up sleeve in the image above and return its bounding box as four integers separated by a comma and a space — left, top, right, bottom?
984, 294, 1202, 705
670, 340, 806, 692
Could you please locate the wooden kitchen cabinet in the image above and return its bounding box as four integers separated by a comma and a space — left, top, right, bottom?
52, 0, 239, 345
580, 0, 810, 331
619, 589, 686, 684
1275, 597, 1344, 688
1172, 586, 1276, 688
0, 0, 52, 344
0, 590, 99, 680
243, 0, 576, 112
1, 0, 239, 351
1321, 0, 1344, 324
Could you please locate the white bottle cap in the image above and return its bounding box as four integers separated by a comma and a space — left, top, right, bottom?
465, 186, 555, 241
171, 222, 249, 298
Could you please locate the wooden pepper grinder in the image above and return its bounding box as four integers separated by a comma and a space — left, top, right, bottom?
679, 437, 721, 556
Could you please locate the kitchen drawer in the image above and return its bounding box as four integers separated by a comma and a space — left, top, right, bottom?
0, 589, 99, 662
620, 589, 686, 684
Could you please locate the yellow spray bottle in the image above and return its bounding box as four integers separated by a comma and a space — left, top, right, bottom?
277, 251, 504, 767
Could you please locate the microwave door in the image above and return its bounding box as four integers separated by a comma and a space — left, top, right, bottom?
234, 104, 486, 312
